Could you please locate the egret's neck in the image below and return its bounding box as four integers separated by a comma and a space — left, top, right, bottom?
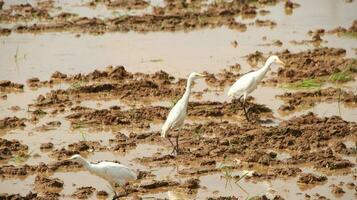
77, 157, 91, 170
182, 77, 193, 103
256, 60, 273, 82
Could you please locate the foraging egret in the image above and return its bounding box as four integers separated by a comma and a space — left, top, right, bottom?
69, 154, 137, 199
228, 55, 285, 121
161, 72, 206, 155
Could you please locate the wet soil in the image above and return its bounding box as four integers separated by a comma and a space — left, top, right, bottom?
1, 0, 357, 199
266, 48, 357, 85
0, 138, 28, 161
0, 0, 281, 35
277, 87, 357, 113
88, 0, 149, 10
328, 19, 357, 39
0, 80, 24, 94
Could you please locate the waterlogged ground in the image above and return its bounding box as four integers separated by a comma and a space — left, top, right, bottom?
0, 0, 357, 199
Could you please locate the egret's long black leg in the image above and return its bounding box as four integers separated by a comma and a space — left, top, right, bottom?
243, 99, 250, 122
111, 184, 119, 200
167, 137, 176, 155
238, 95, 243, 103
175, 134, 180, 155
112, 192, 119, 200
235, 95, 244, 107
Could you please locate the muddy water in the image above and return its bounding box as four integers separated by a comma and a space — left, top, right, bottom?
1, 0, 357, 199
1, 1, 356, 122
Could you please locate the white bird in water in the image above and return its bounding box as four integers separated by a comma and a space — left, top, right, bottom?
69, 154, 137, 199
228, 55, 285, 121
161, 72, 206, 155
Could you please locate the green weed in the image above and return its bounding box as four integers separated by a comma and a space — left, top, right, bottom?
341, 31, 357, 39
283, 79, 322, 89
73, 122, 87, 141
329, 70, 353, 82
11, 150, 34, 164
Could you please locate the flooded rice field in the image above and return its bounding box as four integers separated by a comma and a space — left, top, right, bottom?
0, 0, 356, 199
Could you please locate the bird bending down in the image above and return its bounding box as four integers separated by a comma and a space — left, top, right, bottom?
161, 72, 206, 155
228, 55, 285, 121
69, 154, 137, 200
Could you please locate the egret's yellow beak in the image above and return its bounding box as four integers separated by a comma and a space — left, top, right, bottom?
276, 59, 285, 65
197, 73, 207, 77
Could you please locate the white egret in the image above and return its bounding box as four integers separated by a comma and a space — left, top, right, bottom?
69, 154, 137, 199
228, 55, 285, 121
161, 72, 206, 155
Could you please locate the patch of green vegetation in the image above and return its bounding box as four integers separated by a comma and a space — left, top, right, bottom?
329, 70, 353, 82
347, 59, 357, 72
73, 122, 87, 141
341, 31, 357, 39
193, 126, 203, 139
70, 81, 84, 90
33, 108, 47, 116
11, 150, 34, 164
283, 79, 323, 90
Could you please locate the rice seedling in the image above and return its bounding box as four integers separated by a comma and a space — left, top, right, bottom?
283, 79, 323, 89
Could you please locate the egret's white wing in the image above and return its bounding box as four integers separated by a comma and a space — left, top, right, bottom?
161, 98, 187, 137
228, 72, 256, 97
91, 162, 137, 186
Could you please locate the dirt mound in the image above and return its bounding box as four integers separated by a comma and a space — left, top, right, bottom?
0, 80, 24, 94
266, 48, 356, 84
71, 186, 95, 199
0, 116, 26, 130
277, 87, 357, 113
89, 0, 149, 9
0, 138, 28, 161
34, 175, 64, 190
298, 173, 327, 184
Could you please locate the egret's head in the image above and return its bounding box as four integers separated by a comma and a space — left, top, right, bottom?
267, 55, 285, 66
188, 72, 206, 80
69, 154, 83, 162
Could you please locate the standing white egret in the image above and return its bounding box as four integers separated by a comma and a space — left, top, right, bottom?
69, 154, 137, 199
161, 72, 206, 155
228, 55, 285, 121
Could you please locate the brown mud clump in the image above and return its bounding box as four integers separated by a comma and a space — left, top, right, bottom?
34, 175, 64, 191
0, 192, 38, 200
246, 167, 302, 181
0, 160, 81, 178
0, 80, 24, 94
277, 87, 357, 113
0, 116, 26, 130
0, 27, 11, 36
328, 19, 357, 39
203, 68, 241, 88
284, 0, 300, 15
89, 0, 149, 10
40, 142, 54, 150
137, 112, 355, 173
0, 3, 50, 23
330, 184, 345, 197
298, 173, 327, 184
266, 48, 357, 84
246, 51, 265, 67
66, 100, 272, 130
30, 67, 184, 108
71, 186, 96, 199
0, 138, 28, 160
8, 0, 281, 35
